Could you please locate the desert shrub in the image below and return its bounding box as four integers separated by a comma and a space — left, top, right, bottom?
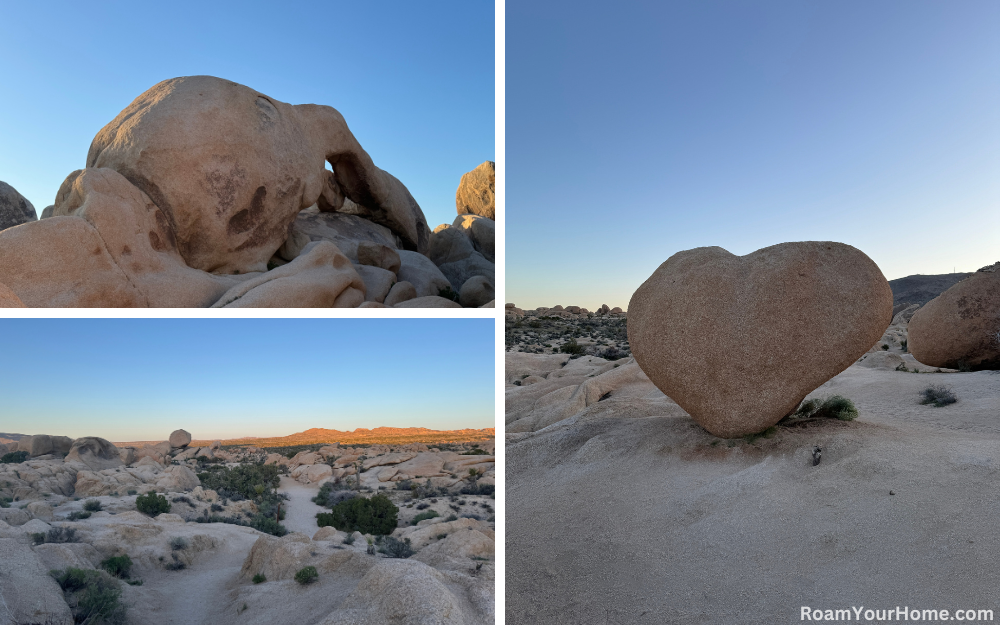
459, 483, 495, 497
895, 363, 909, 372
415, 502, 430, 510
599, 345, 624, 360
313, 481, 357, 508
0, 451, 28, 464
34, 526, 79, 545
793, 396, 859, 421
30, 532, 45, 545
920, 386, 957, 407
67, 511, 92, 521
211, 503, 223, 512
164, 552, 186, 571
0, 496, 11, 508
445, 514, 459, 522
343, 534, 356, 545
560, 338, 586, 356
52, 568, 126, 625
100, 555, 133, 579
169, 537, 188, 551
195, 464, 280, 502
379, 536, 414, 559
249, 515, 288, 537
135, 492, 171, 516
126, 489, 137, 496
294, 566, 318, 585
901, 339, 908, 352
460, 512, 482, 521
252, 573, 266, 584
880, 344, 889, 351
83, 499, 103, 512
462, 448, 489, 455
172, 495, 193, 506
396, 480, 413, 490
411, 510, 440, 525
316, 494, 398, 535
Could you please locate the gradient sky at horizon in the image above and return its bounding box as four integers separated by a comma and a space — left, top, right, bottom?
0, 1, 494, 231
508, 0, 999, 310
0, 319, 494, 441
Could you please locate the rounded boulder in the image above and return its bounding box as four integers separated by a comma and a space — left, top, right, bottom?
627, 241, 893, 438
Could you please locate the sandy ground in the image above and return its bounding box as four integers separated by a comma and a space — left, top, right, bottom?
278, 476, 325, 537
507, 363, 1000, 624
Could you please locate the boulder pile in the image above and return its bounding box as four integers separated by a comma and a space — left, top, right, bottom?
0, 76, 496, 308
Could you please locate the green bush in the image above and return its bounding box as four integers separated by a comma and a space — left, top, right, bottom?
559, 338, 586, 356
0, 451, 29, 464
294, 566, 318, 585
316, 494, 398, 535
67, 511, 92, 521
411, 510, 440, 525
100, 555, 133, 579
84, 499, 103, 512
252, 573, 266, 584
33, 527, 78, 545
51, 568, 126, 625
195, 463, 281, 501
135, 492, 171, 516
794, 396, 859, 421
169, 537, 188, 551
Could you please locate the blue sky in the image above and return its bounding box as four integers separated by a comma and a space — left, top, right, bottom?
507, 0, 1000, 310
0, 319, 494, 441
0, 1, 494, 231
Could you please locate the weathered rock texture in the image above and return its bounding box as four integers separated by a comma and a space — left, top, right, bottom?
627, 242, 893, 437
82, 75, 429, 273
0, 181, 37, 231
65, 437, 123, 471
909, 263, 1000, 370
455, 161, 495, 220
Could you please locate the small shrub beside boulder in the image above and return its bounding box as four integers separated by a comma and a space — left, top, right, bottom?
316, 494, 398, 535
136, 492, 171, 516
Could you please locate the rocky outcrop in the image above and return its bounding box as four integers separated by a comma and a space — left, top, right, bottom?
455, 161, 495, 221
909, 264, 1000, 370
627, 242, 893, 438
0, 539, 74, 624
396, 251, 453, 298
0, 181, 37, 231
64, 437, 123, 471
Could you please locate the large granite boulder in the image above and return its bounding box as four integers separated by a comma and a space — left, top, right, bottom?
0, 181, 37, 231
0, 539, 73, 624
909, 262, 1000, 370
455, 161, 495, 221
64, 437, 123, 471
627, 241, 893, 438
78, 75, 428, 273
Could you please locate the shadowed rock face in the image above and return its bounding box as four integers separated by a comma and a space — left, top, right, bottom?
73, 75, 429, 274
909, 264, 1000, 370
627, 241, 893, 438
0, 181, 37, 231
889, 272, 972, 307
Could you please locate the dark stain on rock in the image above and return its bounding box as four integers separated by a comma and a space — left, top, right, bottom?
228, 186, 267, 236
255, 96, 279, 129
149, 231, 165, 251
121, 245, 132, 255
153, 209, 177, 250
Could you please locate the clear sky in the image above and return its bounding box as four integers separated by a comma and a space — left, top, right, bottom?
507, 0, 999, 310
0, 319, 494, 441
0, 1, 494, 231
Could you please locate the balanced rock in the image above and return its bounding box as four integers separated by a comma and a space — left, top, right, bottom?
627, 242, 893, 438
169, 429, 192, 448
65, 437, 123, 471
0, 181, 37, 231
456, 161, 495, 220
909, 263, 1000, 370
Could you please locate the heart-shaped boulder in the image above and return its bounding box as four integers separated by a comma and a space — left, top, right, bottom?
627, 242, 892, 437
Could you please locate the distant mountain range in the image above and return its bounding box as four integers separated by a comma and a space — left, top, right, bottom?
889, 272, 972, 307
0, 433, 26, 444
115, 426, 495, 449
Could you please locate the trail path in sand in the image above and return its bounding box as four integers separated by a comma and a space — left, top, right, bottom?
278, 476, 326, 537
